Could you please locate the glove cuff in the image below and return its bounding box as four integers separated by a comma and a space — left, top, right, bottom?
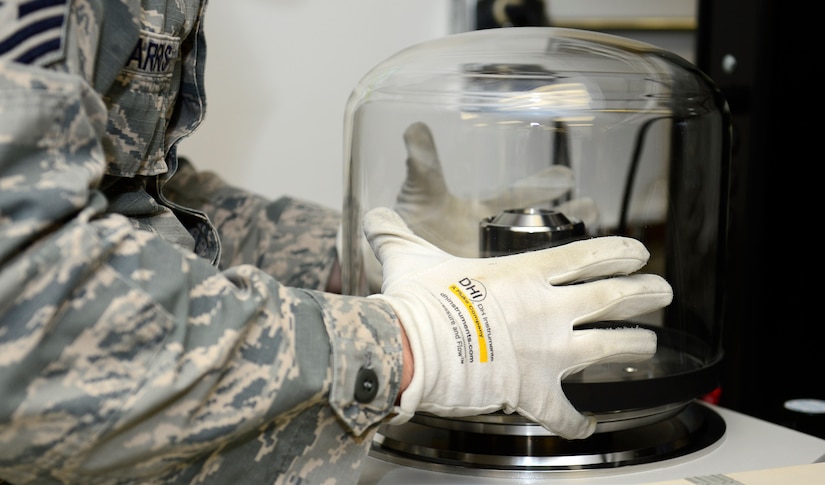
369, 294, 429, 424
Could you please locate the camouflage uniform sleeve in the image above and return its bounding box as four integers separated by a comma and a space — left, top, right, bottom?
0, 62, 402, 484
163, 158, 341, 291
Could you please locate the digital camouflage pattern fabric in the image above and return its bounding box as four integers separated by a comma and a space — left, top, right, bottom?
0, 1, 403, 483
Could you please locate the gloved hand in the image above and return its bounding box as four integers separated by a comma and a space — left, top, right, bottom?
393, 121, 599, 258
361, 121, 598, 293
364, 207, 672, 440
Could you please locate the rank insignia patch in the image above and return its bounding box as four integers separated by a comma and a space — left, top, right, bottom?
0, 0, 69, 66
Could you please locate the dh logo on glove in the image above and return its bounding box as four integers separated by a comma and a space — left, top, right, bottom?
445, 277, 494, 364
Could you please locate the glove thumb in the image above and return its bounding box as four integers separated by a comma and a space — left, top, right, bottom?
362, 207, 452, 289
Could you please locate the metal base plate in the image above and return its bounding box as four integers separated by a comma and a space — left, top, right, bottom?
370, 402, 726, 478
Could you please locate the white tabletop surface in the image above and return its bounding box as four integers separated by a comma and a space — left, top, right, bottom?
358, 402, 825, 484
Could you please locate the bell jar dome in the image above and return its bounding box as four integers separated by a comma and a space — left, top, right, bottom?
341, 26, 731, 472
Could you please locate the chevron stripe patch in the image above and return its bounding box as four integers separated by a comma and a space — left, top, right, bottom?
0, 0, 70, 66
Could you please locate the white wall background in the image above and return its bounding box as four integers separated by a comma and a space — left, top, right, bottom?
178, 1, 452, 210
179, 0, 696, 211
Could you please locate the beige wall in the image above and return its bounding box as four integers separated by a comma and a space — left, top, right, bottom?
179, 1, 696, 211
179, 1, 451, 210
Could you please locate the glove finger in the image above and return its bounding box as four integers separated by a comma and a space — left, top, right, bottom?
521, 328, 657, 440
517, 396, 597, 440
568, 326, 658, 368
573, 273, 672, 323
362, 207, 450, 281
512, 236, 651, 284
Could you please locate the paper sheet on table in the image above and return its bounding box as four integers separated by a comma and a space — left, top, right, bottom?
640, 461, 825, 485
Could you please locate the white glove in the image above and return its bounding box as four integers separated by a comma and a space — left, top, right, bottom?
362, 121, 598, 293
394, 121, 599, 258
364, 207, 672, 440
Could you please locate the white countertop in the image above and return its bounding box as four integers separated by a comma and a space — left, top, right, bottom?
358, 403, 825, 484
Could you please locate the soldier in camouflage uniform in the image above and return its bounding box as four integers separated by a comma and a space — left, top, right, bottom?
0, 1, 397, 483
0, 1, 673, 484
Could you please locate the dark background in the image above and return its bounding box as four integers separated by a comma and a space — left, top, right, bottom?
696, 0, 824, 438
475, 0, 825, 438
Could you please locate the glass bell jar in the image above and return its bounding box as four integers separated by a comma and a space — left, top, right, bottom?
341, 27, 731, 473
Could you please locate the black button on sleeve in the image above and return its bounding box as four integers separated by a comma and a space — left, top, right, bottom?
354, 367, 379, 403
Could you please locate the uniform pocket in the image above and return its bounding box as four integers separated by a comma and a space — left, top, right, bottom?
102, 29, 182, 178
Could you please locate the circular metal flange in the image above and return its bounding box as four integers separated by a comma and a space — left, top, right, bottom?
370, 402, 725, 478
412, 400, 689, 436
